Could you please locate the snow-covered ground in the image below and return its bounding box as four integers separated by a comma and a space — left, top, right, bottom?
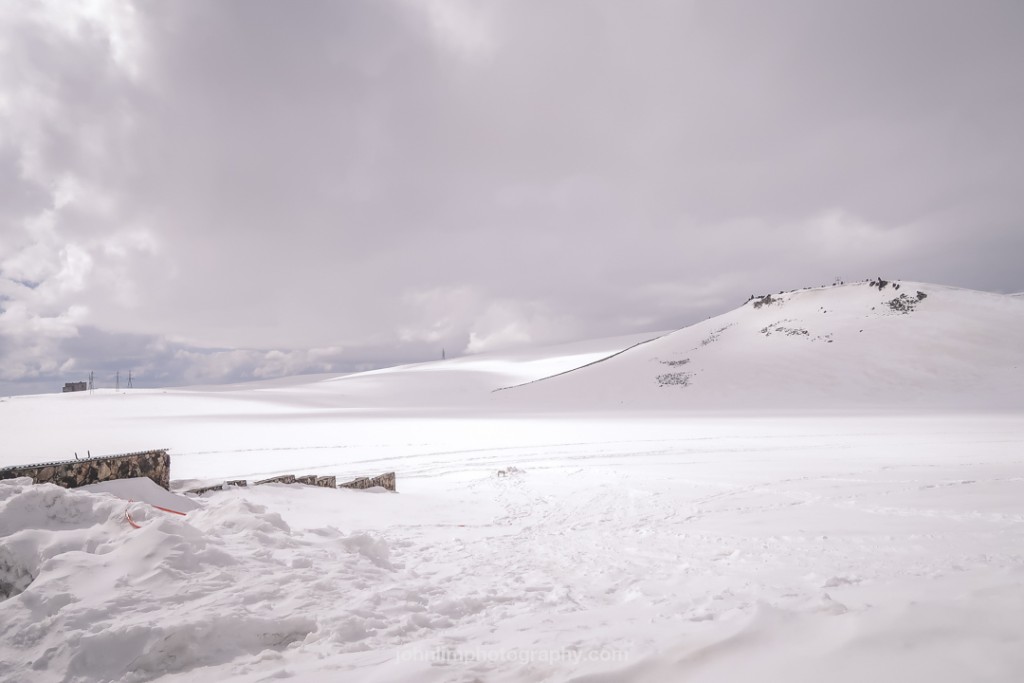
2, 281, 1024, 682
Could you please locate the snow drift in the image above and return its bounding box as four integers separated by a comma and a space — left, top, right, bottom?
0, 477, 400, 681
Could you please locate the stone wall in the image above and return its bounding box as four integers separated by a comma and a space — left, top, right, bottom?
0, 450, 171, 490
339, 471, 396, 492
182, 472, 395, 498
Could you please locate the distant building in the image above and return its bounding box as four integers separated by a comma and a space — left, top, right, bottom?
62, 381, 87, 393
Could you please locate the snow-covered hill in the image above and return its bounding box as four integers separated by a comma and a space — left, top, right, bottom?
495, 281, 1024, 410
0, 331, 665, 470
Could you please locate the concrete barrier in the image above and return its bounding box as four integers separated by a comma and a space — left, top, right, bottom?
0, 450, 171, 490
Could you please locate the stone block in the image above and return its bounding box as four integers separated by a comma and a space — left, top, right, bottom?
254, 474, 296, 486
186, 484, 224, 496
338, 472, 396, 492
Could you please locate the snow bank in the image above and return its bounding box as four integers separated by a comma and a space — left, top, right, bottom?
79, 477, 201, 513
0, 477, 123, 601
0, 478, 399, 682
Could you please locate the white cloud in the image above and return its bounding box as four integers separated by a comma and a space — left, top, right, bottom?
169, 346, 351, 385
0, 301, 84, 339
802, 210, 921, 259
0, 301, 85, 381
465, 300, 574, 355
415, 0, 497, 59
29, 0, 145, 77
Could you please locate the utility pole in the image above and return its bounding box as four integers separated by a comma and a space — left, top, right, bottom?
127, 370, 133, 389
88, 371, 94, 393
442, 348, 446, 361
116, 370, 120, 392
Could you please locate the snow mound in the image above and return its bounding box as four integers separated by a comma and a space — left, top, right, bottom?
0, 477, 123, 601
0, 479, 413, 682
79, 477, 200, 512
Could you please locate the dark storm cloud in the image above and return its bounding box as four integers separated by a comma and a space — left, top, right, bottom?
1, 0, 1022, 393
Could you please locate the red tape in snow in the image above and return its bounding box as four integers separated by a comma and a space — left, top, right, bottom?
150, 504, 187, 516
125, 499, 187, 528
124, 502, 141, 529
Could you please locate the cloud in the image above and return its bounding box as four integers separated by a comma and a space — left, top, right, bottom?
415, 0, 497, 59
464, 299, 574, 354
1, 0, 1023, 394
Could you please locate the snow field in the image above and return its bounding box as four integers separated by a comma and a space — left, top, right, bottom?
3, 413, 1024, 682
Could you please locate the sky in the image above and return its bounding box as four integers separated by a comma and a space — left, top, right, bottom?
0, 0, 1022, 395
